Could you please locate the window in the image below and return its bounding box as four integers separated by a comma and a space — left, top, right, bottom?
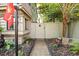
0, 18, 6, 31
0, 17, 15, 31
25, 19, 28, 30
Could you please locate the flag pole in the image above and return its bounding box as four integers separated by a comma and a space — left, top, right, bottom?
15, 3, 18, 56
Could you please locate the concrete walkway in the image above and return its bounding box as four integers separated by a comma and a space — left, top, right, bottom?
30, 39, 50, 56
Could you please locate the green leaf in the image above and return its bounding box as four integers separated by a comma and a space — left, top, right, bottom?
6, 45, 10, 50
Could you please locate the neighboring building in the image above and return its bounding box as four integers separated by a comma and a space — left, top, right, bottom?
0, 3, 37, 44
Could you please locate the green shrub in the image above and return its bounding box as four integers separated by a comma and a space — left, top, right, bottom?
23, 37, 32, 44
4, 40, 15, 50
18, 50, 25, 56
0, 40, 15, 52
69, 40, 79, 54
0, 27, 3, 32
51, 44, 58, 49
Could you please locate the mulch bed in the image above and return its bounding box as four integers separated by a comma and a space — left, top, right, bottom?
0, 39, 35, 56
0, 47, 15, 56
22, 39, 35, 56
45, 39, 78, 56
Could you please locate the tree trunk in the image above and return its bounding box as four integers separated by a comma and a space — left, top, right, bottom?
62, 4, 69, 37
62, 13, 68, 37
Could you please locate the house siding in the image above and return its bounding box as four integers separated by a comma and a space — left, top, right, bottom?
0, 3, 37, 44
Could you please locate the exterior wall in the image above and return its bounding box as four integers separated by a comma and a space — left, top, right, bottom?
18, 15, 24, 32
0, 3, 34, 44
68, 22, 74, 38
35, 23, 45, 38
68, 21, 79, 40
0, 12, 30, 44
2, 31, 30, 44
30, 20, 79, 39
30, 23, 36, 38
30, 22, 63, 39
45, 22, 63, 38
72, 21, 79, 39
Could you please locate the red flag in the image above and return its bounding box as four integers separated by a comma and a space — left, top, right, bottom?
6, 3, 15, 14
4, 13, 12, 21
4, 3, 15, 29
8, 16, 14, 29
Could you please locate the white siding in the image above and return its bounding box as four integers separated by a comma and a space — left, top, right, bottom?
72, 21, 79, 39
45, 22, 62, 38
30, 22, 62, 39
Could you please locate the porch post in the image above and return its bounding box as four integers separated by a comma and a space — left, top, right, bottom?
15, 3, 18, 56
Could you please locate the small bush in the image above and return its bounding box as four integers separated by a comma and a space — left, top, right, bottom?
18, 50, 25, 56
4, 40, 15, 50
69, 40, 79, 54
0, 27, 3, 32
51, 44, 58, 49
23, 38, 32, 44
0, 40, 15, 51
